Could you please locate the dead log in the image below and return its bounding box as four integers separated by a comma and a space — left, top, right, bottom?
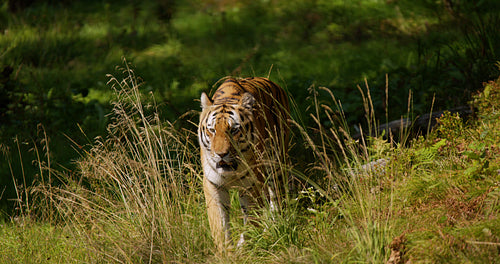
353, 106, 474, 140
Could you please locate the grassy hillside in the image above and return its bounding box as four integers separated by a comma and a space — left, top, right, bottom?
1, 66, 499, 263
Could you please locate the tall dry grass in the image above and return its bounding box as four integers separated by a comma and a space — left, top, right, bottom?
33, 63, 213, 263
23, 63, 405, 263
292, 83, 396, 263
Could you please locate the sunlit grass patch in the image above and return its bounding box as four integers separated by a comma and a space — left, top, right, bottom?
0, 219, 89, 263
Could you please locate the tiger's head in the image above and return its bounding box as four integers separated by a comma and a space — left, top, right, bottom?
198, 92, 257, 175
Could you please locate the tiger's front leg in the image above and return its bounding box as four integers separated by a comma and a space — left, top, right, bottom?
237, 193, 251, 247
236, 178, 268, 247
203, 176, 231, 250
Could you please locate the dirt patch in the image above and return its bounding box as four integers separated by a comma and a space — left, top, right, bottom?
444, 189, 488, 226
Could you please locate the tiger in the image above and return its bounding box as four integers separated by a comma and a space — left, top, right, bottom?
198, 76, 290, 250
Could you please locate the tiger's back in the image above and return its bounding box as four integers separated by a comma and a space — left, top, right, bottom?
198, 77, 290, 250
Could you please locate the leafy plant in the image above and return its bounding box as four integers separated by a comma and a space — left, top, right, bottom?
463, 142, 489, 179
435, 111, 464, 141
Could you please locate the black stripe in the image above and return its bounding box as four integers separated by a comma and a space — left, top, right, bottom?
243, 122, 251, 132
240, 146, 249, 152
202, 133, 210, 149
212, 105, 223, 111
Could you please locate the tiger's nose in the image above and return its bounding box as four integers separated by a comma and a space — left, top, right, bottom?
215, 151, 229, 159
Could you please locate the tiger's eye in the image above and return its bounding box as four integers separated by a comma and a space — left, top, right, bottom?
230, 125, 240, 135
208, 128, 216, 134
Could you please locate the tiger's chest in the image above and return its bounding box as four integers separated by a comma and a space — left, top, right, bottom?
200, 145, 261, 189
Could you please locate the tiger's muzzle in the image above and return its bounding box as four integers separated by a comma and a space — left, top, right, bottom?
214, 151, 238, 171
216, 160, 238, 171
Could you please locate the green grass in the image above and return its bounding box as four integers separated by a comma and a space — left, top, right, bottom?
0, 219, 89, 263
1, 64, 499, 263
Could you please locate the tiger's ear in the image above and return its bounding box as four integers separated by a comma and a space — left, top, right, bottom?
200, 92, 212, 109
239, 92, 255, 110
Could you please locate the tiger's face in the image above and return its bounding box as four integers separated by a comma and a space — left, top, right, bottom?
198, 92, 256, 175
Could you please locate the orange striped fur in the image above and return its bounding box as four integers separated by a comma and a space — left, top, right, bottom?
198, 77, 290, 250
